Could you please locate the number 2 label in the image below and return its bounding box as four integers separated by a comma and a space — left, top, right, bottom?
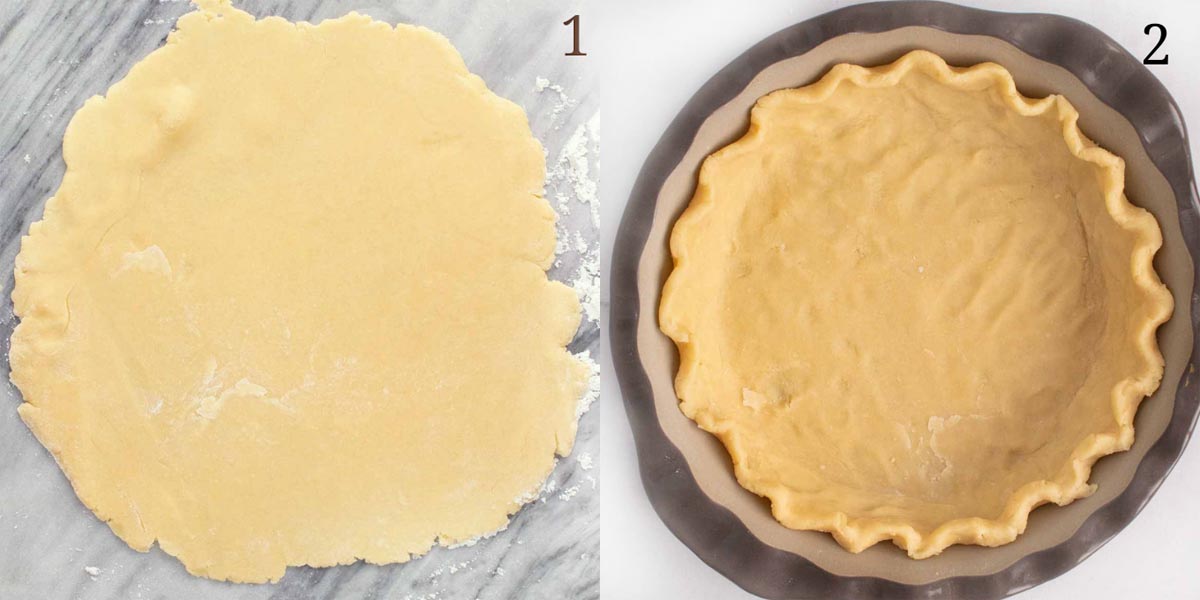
1143, 23, 1168, 65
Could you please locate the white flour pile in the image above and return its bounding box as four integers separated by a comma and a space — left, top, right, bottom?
562, 120, 600, 324
547, 115, 600, 325
534, 76, 576, 129
574, 350, 600, 418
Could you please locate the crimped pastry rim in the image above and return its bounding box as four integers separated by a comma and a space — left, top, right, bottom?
658, 49, 1176, 559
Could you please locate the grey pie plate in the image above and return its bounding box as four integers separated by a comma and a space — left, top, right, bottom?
609, 1, 1200, 598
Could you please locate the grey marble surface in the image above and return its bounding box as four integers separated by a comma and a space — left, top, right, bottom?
0, 1, 598, 599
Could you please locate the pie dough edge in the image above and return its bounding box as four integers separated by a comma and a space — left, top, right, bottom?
658, 50, 1176, 559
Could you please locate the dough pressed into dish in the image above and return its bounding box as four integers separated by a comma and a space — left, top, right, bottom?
659, 50, 1173, 558
10, 0, 587, 583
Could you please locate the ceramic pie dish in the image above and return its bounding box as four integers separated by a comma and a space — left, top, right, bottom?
610, 1, 1199, 598
659, 47, 1174, 560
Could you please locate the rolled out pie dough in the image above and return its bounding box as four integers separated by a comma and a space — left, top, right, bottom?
659, 51, 1173, 558
11, 0, 587, 583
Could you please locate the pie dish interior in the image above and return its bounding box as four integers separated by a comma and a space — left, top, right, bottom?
658, 50, 1174, 558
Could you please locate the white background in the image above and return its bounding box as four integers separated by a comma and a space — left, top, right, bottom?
596, 1, 1200, 598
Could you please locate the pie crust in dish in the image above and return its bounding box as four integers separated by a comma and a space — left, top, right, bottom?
658, 50, 1174, 558
10, 0, 587, 583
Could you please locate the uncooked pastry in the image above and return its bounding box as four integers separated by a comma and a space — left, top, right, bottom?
659, 50, 1173, 558
10, 0, 587, 583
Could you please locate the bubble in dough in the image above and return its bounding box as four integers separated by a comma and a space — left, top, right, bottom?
10, 0, 587, 583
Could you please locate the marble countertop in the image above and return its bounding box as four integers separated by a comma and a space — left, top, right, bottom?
0, 1, 598, 599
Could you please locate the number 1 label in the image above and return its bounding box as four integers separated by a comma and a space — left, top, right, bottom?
564, 15, 586, 56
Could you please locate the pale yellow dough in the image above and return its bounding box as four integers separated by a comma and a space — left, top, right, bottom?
11, 0, 587, 583
659, 51, 1173, 558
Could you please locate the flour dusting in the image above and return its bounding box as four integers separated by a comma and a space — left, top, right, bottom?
561, 117, 599, 225
403, 593, 441, 600
557, 485, 580, 501
571, 255, 600, 324
574, 350, 600, 418
533, 76, 575, 128
547, 113, 600, 325
428, 559, 473, 580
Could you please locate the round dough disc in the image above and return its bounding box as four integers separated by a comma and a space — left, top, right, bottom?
11, 0, 586, 583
